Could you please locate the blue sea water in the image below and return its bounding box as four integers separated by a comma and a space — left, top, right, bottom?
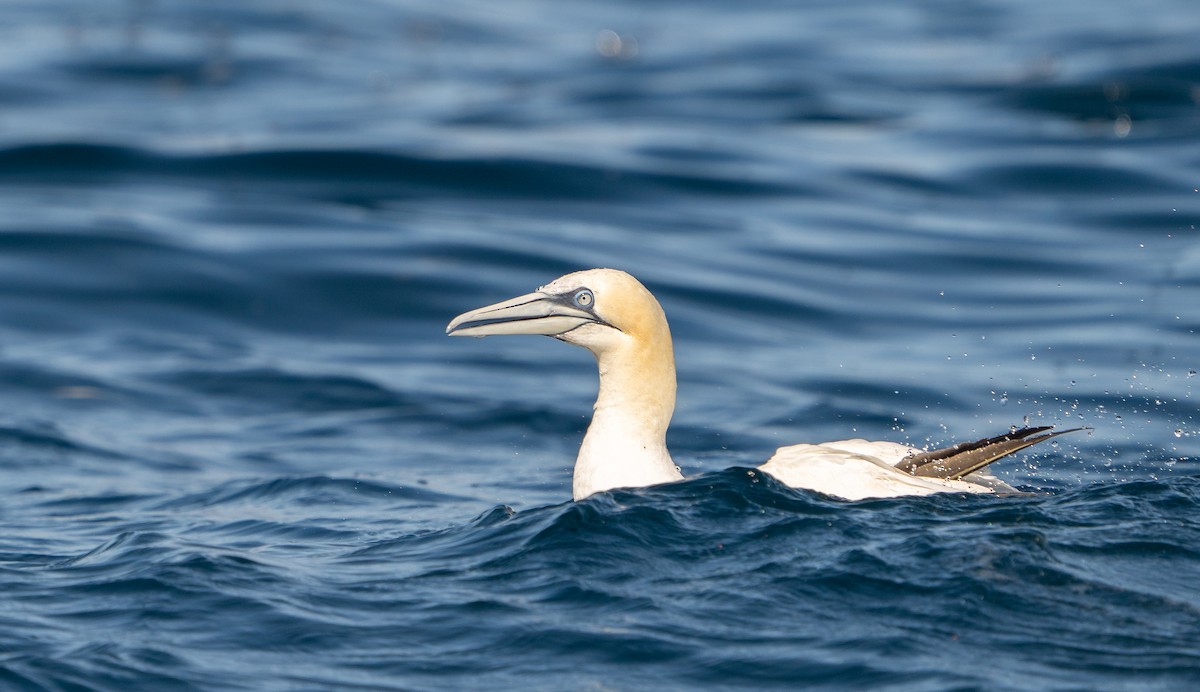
1, 0, 1200, 688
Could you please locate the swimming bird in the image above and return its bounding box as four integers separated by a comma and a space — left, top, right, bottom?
446, 268, 1083, 501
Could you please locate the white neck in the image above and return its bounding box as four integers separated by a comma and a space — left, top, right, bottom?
572, 331, 682, 500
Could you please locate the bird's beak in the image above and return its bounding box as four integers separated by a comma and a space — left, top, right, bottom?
446, 291, 597, 337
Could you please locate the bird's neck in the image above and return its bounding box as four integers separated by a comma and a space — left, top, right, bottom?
573, 331, 681, 500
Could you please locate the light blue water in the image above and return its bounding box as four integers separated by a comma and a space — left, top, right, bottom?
1, 1, 1199, 689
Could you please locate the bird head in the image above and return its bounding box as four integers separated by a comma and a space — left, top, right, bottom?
446, 268, 669, 357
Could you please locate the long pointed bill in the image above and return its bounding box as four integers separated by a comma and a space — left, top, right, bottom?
446, 291, 597, 337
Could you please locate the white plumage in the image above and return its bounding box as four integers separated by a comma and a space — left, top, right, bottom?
447, 268, 1079, 501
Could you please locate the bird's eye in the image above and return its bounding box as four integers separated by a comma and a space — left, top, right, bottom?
573, 289, 594, 308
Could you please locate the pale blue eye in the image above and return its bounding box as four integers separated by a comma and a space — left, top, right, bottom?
573, 289, 594, 308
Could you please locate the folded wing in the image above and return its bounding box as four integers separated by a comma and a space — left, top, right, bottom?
896, 426, 1086, 480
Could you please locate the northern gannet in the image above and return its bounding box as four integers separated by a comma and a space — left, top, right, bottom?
446, 268, 1083, 501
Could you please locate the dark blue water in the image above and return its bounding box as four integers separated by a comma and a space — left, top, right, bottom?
2, 0, 1200, 689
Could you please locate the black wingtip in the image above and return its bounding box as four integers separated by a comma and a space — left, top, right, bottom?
897, 425, 1090, 480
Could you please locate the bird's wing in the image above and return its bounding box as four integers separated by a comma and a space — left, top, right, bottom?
896, 426, 1086, 480
757, 440, 992, 500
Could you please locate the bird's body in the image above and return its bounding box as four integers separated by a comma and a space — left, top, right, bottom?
446, 268, 1081, 501
758, 439, 1008, 501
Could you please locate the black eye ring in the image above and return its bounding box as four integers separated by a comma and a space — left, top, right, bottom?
573, 289, 594, 308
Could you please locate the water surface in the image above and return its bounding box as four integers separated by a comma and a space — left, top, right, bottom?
2, 0, 1199, 689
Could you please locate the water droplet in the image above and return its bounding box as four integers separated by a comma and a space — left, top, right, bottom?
1174, 429, 1183, 438
594, 29, 639, 59
1189, 369, 1197, 378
